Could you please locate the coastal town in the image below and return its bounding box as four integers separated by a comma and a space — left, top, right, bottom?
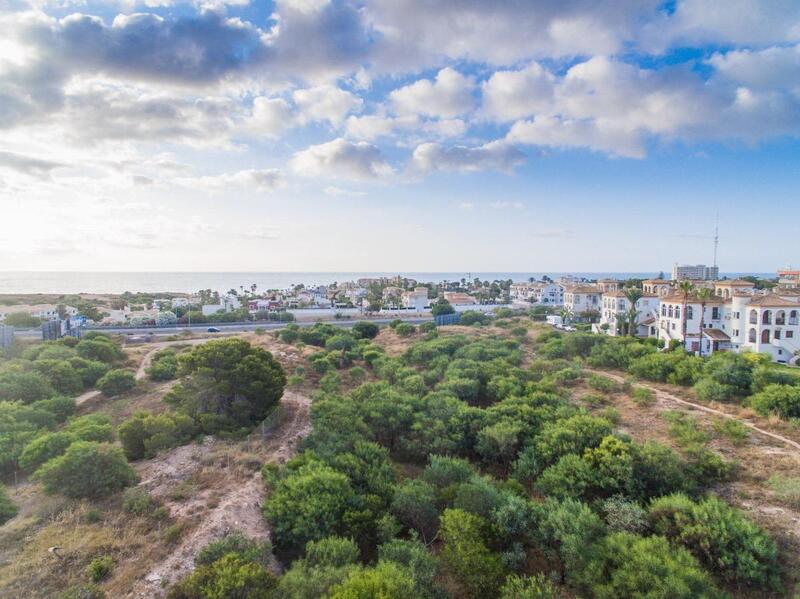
2, 266, 799, 365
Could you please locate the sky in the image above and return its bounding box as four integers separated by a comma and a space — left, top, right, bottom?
0, 0, 798, 273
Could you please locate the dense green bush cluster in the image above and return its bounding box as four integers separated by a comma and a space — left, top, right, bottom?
251, 330, 777, 598
146, 348, 180, 381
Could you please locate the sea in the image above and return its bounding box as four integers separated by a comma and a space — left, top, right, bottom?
0, 271, 776, 295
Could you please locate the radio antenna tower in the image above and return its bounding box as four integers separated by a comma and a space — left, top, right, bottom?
712, 214, 719, 268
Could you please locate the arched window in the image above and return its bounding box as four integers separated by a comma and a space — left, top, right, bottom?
776, 311, 786, 325
790, 310, 798, 325
668, 305, 674, 318
675, 306, 681, 320
748, 328, 757, 343
762, 310, 772, 325
749, 310, 758, 324
761, 329, 771, 344
661, 304, 666, 317
686, 306, 693, 320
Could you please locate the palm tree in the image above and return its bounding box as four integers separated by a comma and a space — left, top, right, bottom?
696, 287, 712, 356
616, 311, 629, 336
623, 287, 643, 337
678, 281, 695, 347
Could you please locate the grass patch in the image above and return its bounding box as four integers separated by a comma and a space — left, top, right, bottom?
767, 475, 800, 508
711, 418, 750, 446
631, 386, 655, 406
663, 411, 710, 449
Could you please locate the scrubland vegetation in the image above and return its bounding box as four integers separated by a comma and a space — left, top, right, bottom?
0, 315, 798, 598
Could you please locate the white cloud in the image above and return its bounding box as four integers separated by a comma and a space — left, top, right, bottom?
290, 138, 393, 180
411, 140, 525, 173
293, 84, 363, 126
491, 200, 523, 210
481, 62, 555, 121
183, 168, 284, 191
324, 185, 366, 197
248, 96, 294, 138
390, 68, 475, 118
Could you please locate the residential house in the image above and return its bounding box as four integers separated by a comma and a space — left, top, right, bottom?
443, 292, 477, 306
642, 279, 673, 296
714, 279, 756, 298
729, 293, 800, 363
778, 270, 800, 288
402, 287, 430, 311
655, 292, 729, 354
598, 291, 659, 337
597, 278, 620, 293
563, 285, 602, 320
0, 304, 77, 323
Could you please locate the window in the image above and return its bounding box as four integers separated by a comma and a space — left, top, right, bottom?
763, 310, 772, 325
788, 331, 794, 339
775, 329, 782, 339
712, 307, 720, 320
748, 328, 757, 343
675, 306, 681, 319
661, 305, 666, 317
749, 310, 758, 324
668, 305, 673, 318
776, 311, 786, 325
686, 306, 693, 320
761, 329, 771, 343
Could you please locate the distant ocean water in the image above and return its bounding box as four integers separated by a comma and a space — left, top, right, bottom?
0, 271, 775, 295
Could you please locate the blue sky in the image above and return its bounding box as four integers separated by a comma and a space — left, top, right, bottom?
0, 0, 798, 273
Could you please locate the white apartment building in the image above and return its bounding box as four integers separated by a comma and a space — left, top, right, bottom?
510, 282, 564, 305
598, 292, 659, 337
0, 304, 77, 323
728, 293, 800, 363
642, 279, 673, 296
713, 279, 756, 299
656, 292, 729, 354
672, 264, 719, 281
402, 287, 430, 311
563, 285, 602, 318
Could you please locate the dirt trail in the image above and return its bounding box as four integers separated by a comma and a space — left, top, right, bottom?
590, 369, 800, 453
75, 338, 209, 406
128, 390, 312, 597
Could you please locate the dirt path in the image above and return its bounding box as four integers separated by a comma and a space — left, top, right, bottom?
590, 369, 800, 453
75, 338, 209, 407
128, 390, 312, 597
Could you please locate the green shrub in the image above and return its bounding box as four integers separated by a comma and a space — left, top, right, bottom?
711, 417, 750, 445
196, 531, 272, 567
578, 532, 721, 598
352, 321, 380, 339
649, 493, 781, 589
86, 555, 114, 582
122, 487, 159, 516
750, 384, 800, 419
118, 411, 196, 460
586, 374, 618, 394
395, 323, 415, 337
19, 431, 74, 471
0, 484, 17, 524
34, 441, 137, 499
287, 374, 305, 388
630, 386, 655, 405
61, 584, 105, 599
500, 574, 560, 599
96, 369, 136, 396
65, 413, 114, 443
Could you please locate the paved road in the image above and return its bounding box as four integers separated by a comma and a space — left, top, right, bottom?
13, 316, 434, 339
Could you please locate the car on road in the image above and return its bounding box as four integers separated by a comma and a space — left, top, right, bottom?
207, 327, 221, 333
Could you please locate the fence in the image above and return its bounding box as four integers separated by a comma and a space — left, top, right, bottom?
435, 313, 462, 326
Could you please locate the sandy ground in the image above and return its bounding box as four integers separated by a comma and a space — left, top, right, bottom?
128, 390, 311, 597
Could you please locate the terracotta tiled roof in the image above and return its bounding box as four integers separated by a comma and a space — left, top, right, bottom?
746, 295, 800, 308
702, 329, 731, 341
566, 285, 601, 294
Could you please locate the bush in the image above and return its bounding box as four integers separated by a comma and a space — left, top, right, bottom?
34, 441, 137, 499
395, 323, 415, 337
460, 311, 490, 326
630, 386, 655, 405
76, 336, 124, 363
167, 553, 277, 599
196, 531, 272, 567
750, 384, 800, 419
500, 574, 560, 599
328, 562, 416, 599
19, 431, 74, 471
32, 359, 83, 395
352, 321, 380, 339
3, 312, 41, 327
118, 411, 197, 460
65, 413, 114, 443
649, 493, 781, 589
122, 487, 159, 516
96, 369, 136, 396
440, 509, 505, 599
166, 338, 286, 433
87, 555, 114, 582
431, 299, 455, 317
0, 484, 17, 524
61, 584, 105, 599
0, 370, 54, 403
586, 374, 618, 394
578, 533, 721, 599
712, 417, 750, 445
